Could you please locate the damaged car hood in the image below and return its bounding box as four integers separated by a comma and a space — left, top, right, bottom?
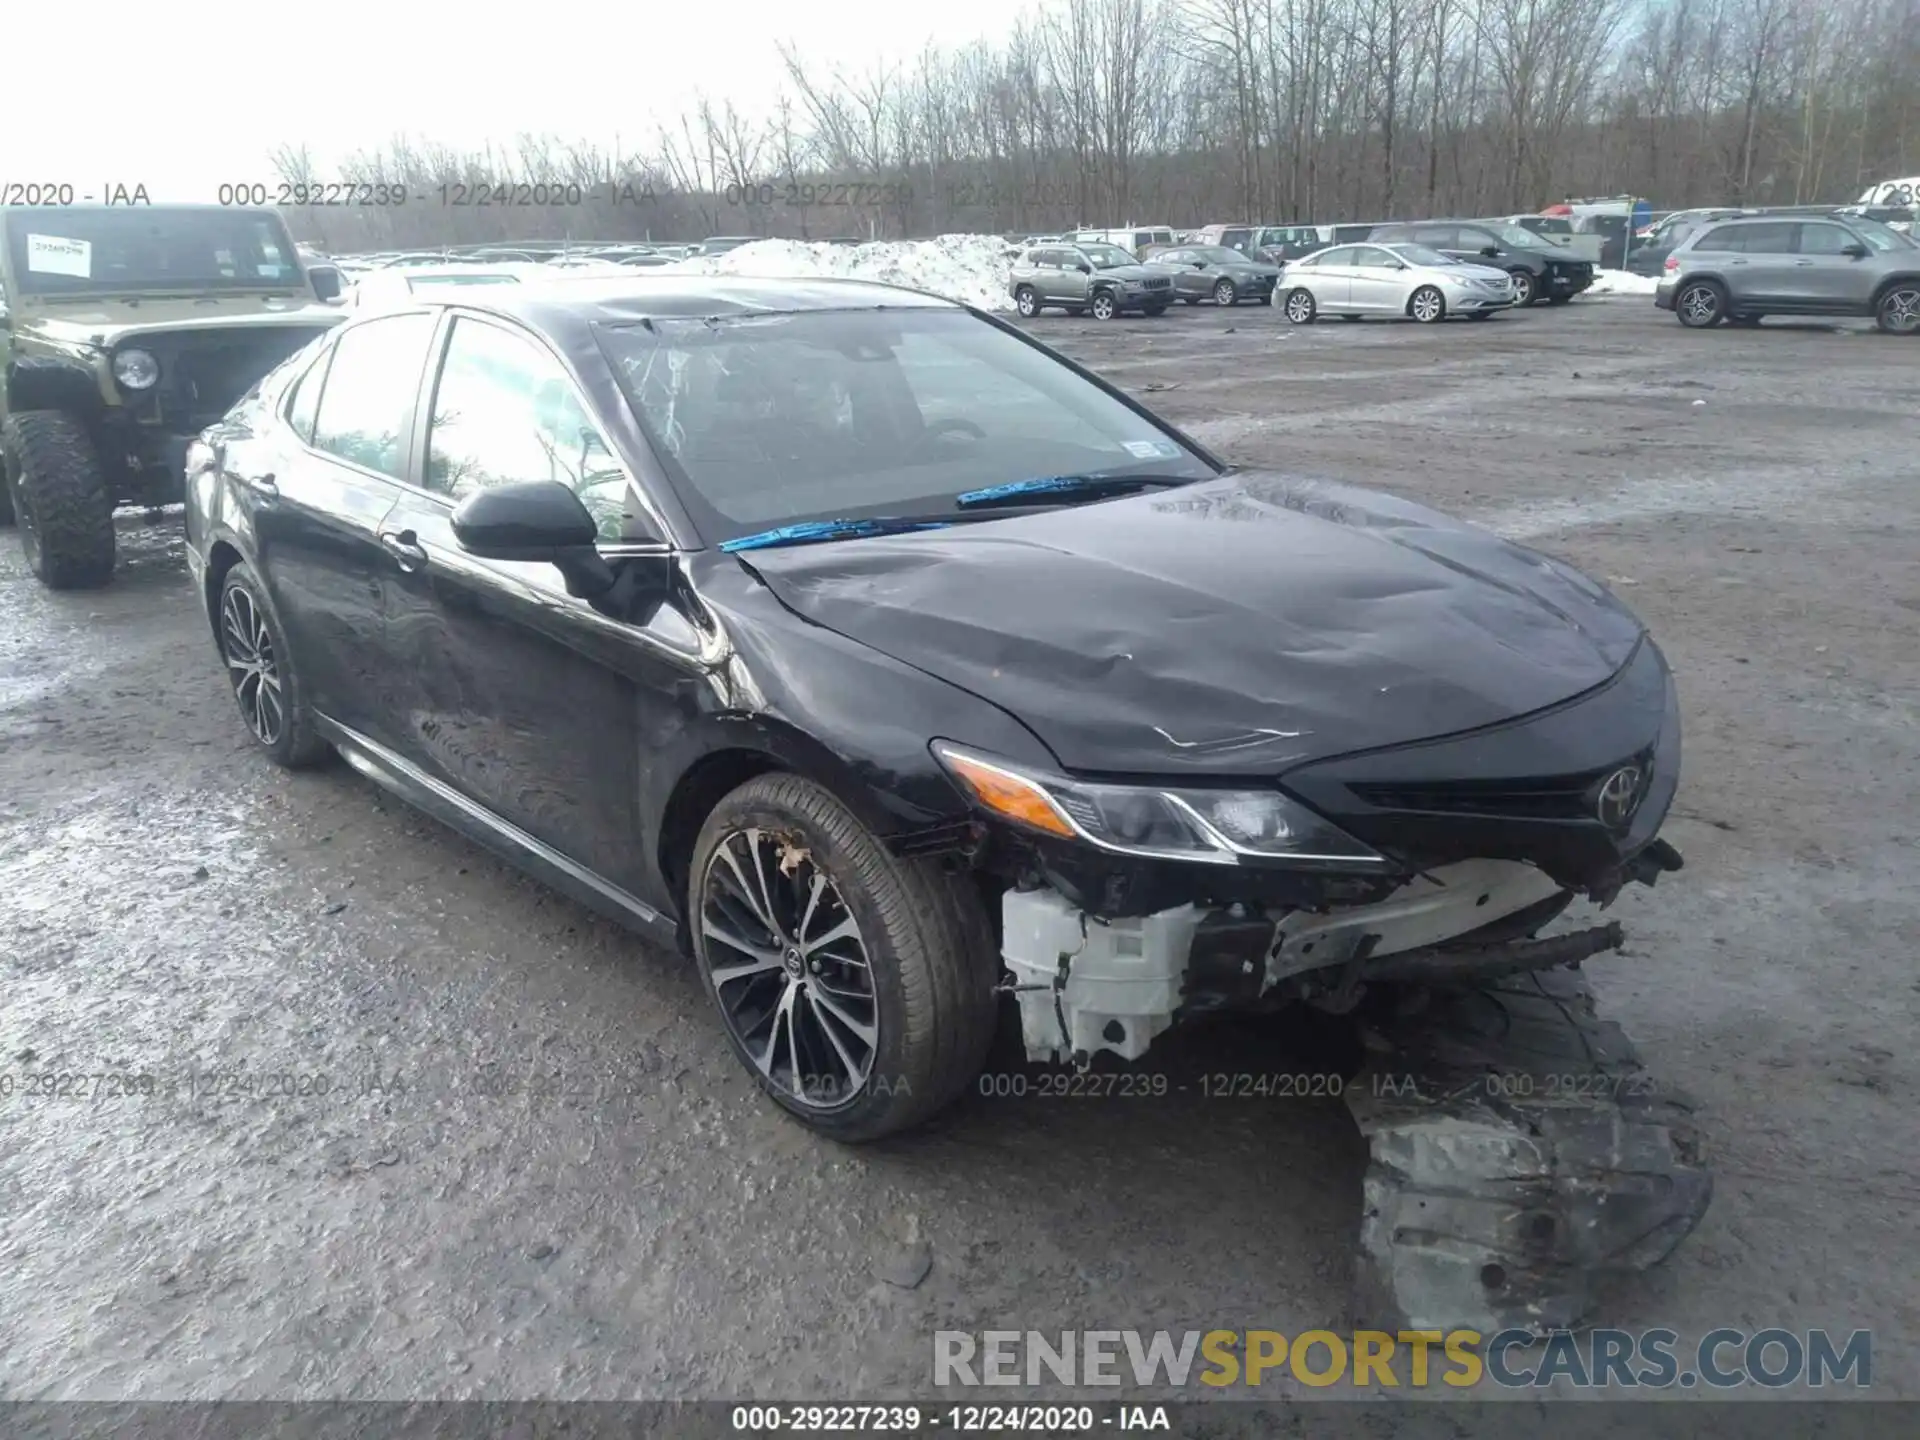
735, 472, 1648, 775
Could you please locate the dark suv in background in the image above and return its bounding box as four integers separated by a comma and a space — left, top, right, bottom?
1368, 220, 1594, 306
1656, 214, 1920, 331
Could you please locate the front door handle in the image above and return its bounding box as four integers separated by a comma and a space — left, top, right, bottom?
245, 471, 278, 498
380, 530, 428, 571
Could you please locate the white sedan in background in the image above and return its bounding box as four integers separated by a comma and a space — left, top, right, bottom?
1279, 242, 1516, 323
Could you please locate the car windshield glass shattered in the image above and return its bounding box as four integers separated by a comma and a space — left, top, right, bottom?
3, 208, 305, 295
595, 308, 1214, 545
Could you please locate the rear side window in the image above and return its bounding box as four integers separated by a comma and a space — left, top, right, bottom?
1412, 226, 1458, 247
283, 340, 333, 443
1709, 222, 1793, 254
309, 312, 438, 480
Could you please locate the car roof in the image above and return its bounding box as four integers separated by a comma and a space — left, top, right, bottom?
392, 273, 961, 329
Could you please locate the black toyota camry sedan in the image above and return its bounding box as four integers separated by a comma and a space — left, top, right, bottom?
184, 276, 1684, 1141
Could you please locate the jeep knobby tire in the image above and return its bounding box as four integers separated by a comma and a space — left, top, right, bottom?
3, 411, 117, 588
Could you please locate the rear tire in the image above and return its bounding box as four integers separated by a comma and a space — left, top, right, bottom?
217, 561, 332, 769
1874, 282, 1920, 334
1013, 285, 1041, 318
1675, 279, 1726, 328
689, 773, 999, 1142
3, 410, 116, 589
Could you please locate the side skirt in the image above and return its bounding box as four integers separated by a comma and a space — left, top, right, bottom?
314, 715, 679, 948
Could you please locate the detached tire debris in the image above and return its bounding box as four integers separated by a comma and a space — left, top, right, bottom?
1347, 967, 1713, 1336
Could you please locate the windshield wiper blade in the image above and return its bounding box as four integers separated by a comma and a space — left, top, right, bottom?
719, 516, 954, 553
954, 473, 1194, 510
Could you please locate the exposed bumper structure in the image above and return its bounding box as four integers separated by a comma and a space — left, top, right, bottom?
1348, 970, 1713, 1335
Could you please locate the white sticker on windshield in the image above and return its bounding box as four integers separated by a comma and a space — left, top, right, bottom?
1123, 439, 1177, 458
26, 234, 92, 277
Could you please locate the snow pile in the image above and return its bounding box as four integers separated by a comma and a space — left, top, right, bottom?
1586, 268, 1659, 296
661, 234, 1018, 310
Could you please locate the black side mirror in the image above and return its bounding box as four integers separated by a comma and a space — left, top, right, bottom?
451, 480, 616, 598
1481, 245, 1501, 258
1843, 242, 1870, 259
308, 266, 343, 301
1076, 262, 1092, 273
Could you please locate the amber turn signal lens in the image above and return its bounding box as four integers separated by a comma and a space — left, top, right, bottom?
941, 752, 1077, 839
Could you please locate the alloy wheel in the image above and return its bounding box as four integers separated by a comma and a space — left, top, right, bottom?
1285, 289, 1315, 323
1879, 286, 1920, 334
1091, 292, 1117, 320
1015, 287, 1038, 318
1509, 271, 1533, 305
1213, 279, 1237, 305
1411, 287, 1444, 323
1679, 284, 1721, 327
698, 827, 878, 1111
220, 584, 284, 747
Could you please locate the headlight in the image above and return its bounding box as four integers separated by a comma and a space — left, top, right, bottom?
112, 349, 160, 391
932, 741, 1386, 867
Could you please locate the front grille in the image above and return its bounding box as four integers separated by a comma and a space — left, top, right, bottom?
1349, 750, 1654, 824
139, 326, 334, 428
1143, 277, 1171, 290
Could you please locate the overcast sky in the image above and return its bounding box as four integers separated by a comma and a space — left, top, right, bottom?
14, 2, 1032, 202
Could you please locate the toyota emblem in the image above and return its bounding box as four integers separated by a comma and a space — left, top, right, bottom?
1594, 765, 1644, 829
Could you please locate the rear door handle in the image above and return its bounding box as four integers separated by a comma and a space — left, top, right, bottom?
380, 530, 428, 571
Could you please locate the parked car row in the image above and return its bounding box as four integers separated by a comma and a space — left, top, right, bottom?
1009, 215, 1591, 323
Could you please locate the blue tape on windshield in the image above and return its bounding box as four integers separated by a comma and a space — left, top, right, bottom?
954, 476, 1082, 505
719, 519, 950, 553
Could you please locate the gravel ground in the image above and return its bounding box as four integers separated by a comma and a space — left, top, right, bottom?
1, 295, 1915, 1407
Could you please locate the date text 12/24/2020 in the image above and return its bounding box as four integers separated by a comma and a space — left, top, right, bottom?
214, 181, 662, 208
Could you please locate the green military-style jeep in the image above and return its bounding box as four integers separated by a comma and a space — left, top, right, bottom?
0, 204, 345, 588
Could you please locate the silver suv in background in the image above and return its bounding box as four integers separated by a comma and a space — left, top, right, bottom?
1010, 242, 1176, 319
1656, 214, 1920, 332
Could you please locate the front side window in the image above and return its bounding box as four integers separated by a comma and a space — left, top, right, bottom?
1353, 247, 1398, 268
424, 316, 633, 540
1077, 244, 1136, 270
598, 307, 1215, 543
1796, 223, 1858, 256
309, 313, 437, 479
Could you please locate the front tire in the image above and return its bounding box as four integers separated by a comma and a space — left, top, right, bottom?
1547, 294, 1574, 306
689, 774, 998, 1142
1409, 286, 1446, 324
1874, 282, 1920, 334
1143, 303, 1169, 316
3, 411, 115, 588
1676, 279, 1726, 328
1014, 285, 1040, 318
1212, 278, 1238, 306
217, 561, 331, 768
1508, 269, 1536, 307
1284, 288, 1317, 324
1089, 290, 1118, 320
